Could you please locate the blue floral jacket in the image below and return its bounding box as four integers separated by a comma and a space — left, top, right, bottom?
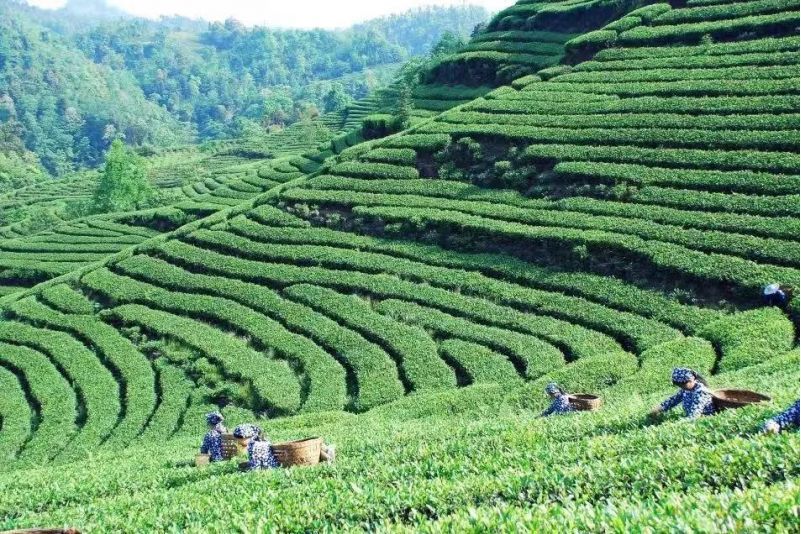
660, 383, 715, 419
542, 393, 576, 417
766, 400, 800, 431
200, 423, 228, 461
247, 439, 279, 470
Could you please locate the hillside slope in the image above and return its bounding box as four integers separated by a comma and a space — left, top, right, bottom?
0, 0, 798, 530
0, 0, 646, 294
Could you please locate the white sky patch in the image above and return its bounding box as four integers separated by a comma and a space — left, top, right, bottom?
25, 0, 67, 8
24, 0, 512, 29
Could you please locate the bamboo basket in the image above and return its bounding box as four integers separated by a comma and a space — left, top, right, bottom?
568, 394, 602, 411
712, 389, 771, 411
221, 433, 242, 460
271, 437, 322, 467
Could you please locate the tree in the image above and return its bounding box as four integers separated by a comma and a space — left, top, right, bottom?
394, 83, 413, 132
92, 139, 153, 213
430, 31, 465, 58
323, 84, 351, 113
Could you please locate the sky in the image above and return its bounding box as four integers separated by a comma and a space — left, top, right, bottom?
24, 0, 513, 29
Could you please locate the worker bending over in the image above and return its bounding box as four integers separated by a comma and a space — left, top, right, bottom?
200, 411, 228, 462
651, 368, 715, 420
234, 424, 279, 470
763, 400, 800, 434
541, 382, 576, 417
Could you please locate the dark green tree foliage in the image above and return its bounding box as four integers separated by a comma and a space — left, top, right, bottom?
92, 139, 153, 213
69, 8, 488, 142
353, 6, 487, 56
0, 117, 47, 192
323, 84, 352, 114
0, 1, 487, 175
0, 2, 191, 175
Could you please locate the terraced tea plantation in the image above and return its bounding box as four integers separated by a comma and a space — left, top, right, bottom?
0, 0, 799, 531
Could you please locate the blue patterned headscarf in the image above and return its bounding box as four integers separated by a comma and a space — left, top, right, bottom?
206, 411, 224, 426
545, 382, 561, 395
763, 283, 781, 296
233, 424, 263, 439
671, 368, 695, 385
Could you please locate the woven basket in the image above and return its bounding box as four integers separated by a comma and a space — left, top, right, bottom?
568, 394, 602, 411
221, 433, 242, 460
195, 454, 210, 467
712, 389, 771, 411
271, 437, 322, 467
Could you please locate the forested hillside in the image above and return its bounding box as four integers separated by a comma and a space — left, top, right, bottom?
0, 0, 487, 178
0, 0, 798, 531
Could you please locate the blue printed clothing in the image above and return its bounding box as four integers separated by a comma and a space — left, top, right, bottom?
766, 400, 800, 431
200, 423, 228, 461
247, 439, 279, 470
233, 423, 262, 439
660, 383, 715, 419
542, 393, 576, 417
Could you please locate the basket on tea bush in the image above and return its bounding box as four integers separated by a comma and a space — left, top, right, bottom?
271, 438, 323, 467
568, 394, 602, 411
712, 389, 771, 411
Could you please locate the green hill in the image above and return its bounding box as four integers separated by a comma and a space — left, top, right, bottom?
0, 0, 488, 177
0, 0, 798, 530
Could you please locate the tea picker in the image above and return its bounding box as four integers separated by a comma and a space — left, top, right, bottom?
233, 424, 337, 471
199, 411, 228, 462
763, 399, 800, 434
762, 283, 790, 308
650, 368, 715, 420
541, 382, 576, 417
233, 424, 280, 470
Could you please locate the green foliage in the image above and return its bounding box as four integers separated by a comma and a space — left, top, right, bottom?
472, 94, 800, 118
377, 299, 564, 379
0, 150, 48, 193
229, 221, 718, 333
361, 114, 401, 140
92, 140, 154, 214
653, 0, 797, 26
422, 121, 799, 152
0, 0, 798, 528
160, 233, 627, 359
112, 254, 349, 413
594, 35, 799, 60
284, 284, 456, 392
0, 342, 77, 464
7, 298, 157, 446
83, 269, 303, 416
565, 29, 619, 54
523, 142, 799, 175
287, 185, 797, 267
699, 308, 796, 373
331, 161, 420, 180
351, 203, 799, 292
362, 148, 418, 166
0, 320, 121, 463
618, 11, 799, 45
0, 366, 29, 462
439, 339, 523, 385
614, 337, 717, 395
0, 4, 486, 173
39, 284, 95, 315
137, 360, 193, 441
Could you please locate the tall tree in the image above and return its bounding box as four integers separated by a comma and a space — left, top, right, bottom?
92, 139, 153, 213
323, 84, 352, 113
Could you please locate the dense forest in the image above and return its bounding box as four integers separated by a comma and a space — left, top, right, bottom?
0, 0, 487, 182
